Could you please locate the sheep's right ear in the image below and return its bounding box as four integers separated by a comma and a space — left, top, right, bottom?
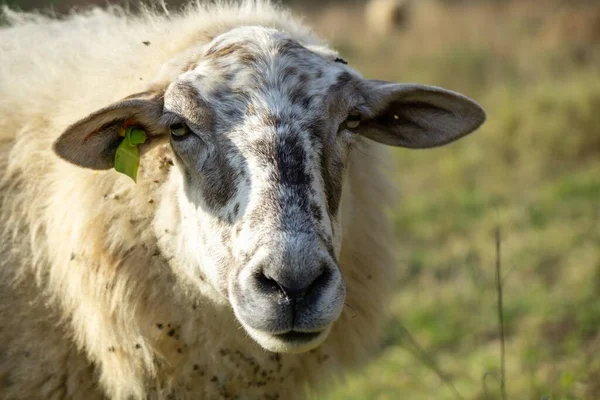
357, 80, 486, 148
53, 92, 168, 170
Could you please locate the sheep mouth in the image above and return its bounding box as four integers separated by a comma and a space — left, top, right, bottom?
242, 325, 331, 353
273, 330, 323, 342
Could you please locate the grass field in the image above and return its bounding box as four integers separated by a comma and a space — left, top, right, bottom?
307, 1, 600, 399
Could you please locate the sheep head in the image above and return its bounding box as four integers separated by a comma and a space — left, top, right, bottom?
53, 26, 485, 354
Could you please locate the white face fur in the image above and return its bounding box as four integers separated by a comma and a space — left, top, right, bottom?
54, 26, 486, 353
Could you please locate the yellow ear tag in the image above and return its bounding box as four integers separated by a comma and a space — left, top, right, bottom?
114, 126, 147, 183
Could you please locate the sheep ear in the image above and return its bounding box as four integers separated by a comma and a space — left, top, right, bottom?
53, 91, 168, 170
358, 80, 486, 148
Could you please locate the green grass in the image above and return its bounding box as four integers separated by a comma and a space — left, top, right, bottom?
310, 1, 600, 399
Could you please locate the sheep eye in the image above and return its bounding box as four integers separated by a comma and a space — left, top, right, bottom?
345, 114, 361, 129
170, 123, 190, 140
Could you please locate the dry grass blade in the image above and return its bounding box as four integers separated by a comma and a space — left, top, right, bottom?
398, 323, 465, 400
482, 371, 502, 400
495, 225, 507, 400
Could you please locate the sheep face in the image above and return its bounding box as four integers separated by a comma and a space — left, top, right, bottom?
54, 26, 486, 354
158, 27, 361, 353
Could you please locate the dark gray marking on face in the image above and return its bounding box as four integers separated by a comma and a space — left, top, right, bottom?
277, 38, 304, 56
329, 72, 354, 98
277, 134, 311, 187
245, 125, 316, 234
288, 85, 307, 109
300, 96, 312, 110
299, 73, 310, 84
169, 83, 214, 129
310, 202, 323, 222
276, 134, 315, 234
171, 128, 241, 214
224, 107, 244, 120
168, 79, 256, 216
321, 151, 344, 218
200, 145, 240, 211
282, 65, 298, 78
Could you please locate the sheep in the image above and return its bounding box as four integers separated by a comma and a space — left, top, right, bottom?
365, 0, 412, 36
0, 1, 486, 398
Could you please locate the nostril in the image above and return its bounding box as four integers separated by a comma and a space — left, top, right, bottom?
255, 271, 281, 295
307, 266, 331, 295
253, 261, 334, 300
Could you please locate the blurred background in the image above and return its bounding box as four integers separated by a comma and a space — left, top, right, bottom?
5, 0, 600, 398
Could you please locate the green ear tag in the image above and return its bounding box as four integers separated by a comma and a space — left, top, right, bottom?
114, 127, 147, 182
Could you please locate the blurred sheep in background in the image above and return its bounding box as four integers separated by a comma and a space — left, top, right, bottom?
365, 0, 412, 36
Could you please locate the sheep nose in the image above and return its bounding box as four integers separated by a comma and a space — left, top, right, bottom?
255, 263, 332, 302
233, 234, 345, 336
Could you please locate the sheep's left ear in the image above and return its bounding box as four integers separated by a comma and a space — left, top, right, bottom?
358, 80, 486, 148
53, 90, 168, 170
